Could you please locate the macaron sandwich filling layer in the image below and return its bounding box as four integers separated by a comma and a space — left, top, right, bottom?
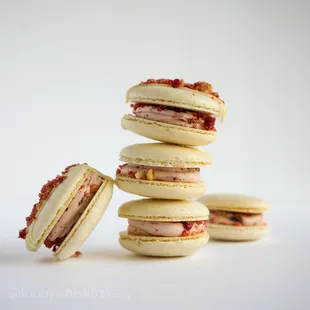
127, 220, 207, 237
19, 165, 104, 252
209, 211, 266, 227
44, 173, 103, 250
130, 103, 216, 132
116, 164, 200, 183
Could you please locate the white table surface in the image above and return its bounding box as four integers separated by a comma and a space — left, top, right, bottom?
1, 223, 309, 310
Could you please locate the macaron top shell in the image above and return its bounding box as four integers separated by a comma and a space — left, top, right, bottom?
198, 194, 270, 213
119, 143, 212, 168
118, 199, 209, 221
126, 83, 226, 121
26, 164, 91, 251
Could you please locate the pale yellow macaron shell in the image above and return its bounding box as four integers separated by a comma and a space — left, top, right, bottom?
121, 114, 216, 147
119, 143, 212, 168
198, 193, 270, 213
207, 224, 269, 241
115, 176, 205, 200
118, 199, 209, 221
126, 83, 226, 121
55, 175, 114, 260
26, 164, 91, 252
119, 231, 209, 257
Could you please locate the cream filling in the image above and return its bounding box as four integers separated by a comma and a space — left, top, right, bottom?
128, 220, 184, 237
133, 105, 213, 130
127, 220, 206, 237
118, 164, 200, 183
47, 173, 103, 242
209, 211, 264, 226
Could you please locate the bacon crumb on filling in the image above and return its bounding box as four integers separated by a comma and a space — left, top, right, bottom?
181, 220, 207, 237
18, 164, 80, 240
44, 237, 66, 252
140, 78, 223, 101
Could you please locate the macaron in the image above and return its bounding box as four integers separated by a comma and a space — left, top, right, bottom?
122, 78, 226, 146
198, 194, 270, 241
118, 199, 209, 257
18, 164, 114, 260
115, 143, 212, 200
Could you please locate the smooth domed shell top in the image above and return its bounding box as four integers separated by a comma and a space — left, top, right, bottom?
119, 143, 212, 168
198, 194, 270, 213
118, 199, 209, 221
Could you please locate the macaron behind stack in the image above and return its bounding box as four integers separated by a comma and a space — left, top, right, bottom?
19, 164, 114, 260
198, 194, 270, 241
115, 143, 212, 200
122, 79, 226, 146
118, 199, 209, 257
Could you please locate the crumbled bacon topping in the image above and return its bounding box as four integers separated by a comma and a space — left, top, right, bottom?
182, 221, 194, 231
203, 116, 216, 131
18, 227, 27, 239
18, 164, 80, 240
39, 175, 67, 201
181, 220, 207, 236
116, 164, 126, 175
72, 251, 83, 258
140, 78, 222, 100
62, 164, 79, 175
44, 236, 66, 252
128, 171, 135, 177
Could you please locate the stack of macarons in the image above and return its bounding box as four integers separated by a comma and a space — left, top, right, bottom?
116, 78, 226, 257
18, 78, 271, 261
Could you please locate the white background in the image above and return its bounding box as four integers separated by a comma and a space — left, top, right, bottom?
1, 0, 310, 309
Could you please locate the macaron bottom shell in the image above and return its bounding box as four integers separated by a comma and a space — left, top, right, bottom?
115, 175, 206, 200
208, 224, 269, 241
53, 176, 113, 260
119, 231, 209, 257
122, 114, 216, 147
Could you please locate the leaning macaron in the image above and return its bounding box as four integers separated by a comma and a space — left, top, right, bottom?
118, 199, 209, 257
198, 194, 270, 241
18, 164, 114, 260
115, 143, 212, 200
122, 78, 226, 146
